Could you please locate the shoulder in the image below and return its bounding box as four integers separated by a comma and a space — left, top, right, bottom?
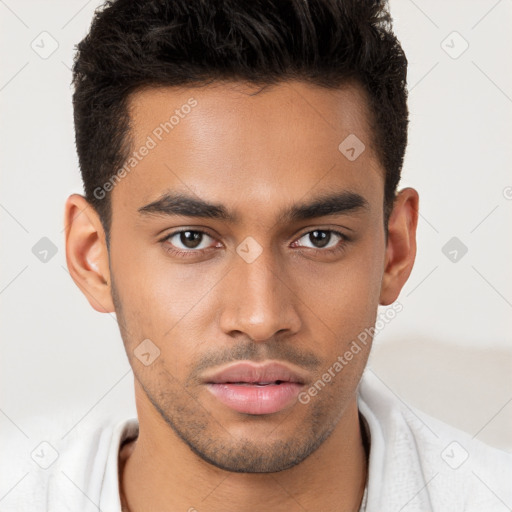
358, 370, 512, 511
0, 414, 137, 511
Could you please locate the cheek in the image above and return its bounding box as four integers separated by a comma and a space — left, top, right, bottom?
111, 236, 222, 323
110, 243, 229, 374
296, 238, 385, 377
294, 235, 384, 324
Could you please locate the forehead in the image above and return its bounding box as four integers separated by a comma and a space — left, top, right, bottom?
112, 80, 383, 224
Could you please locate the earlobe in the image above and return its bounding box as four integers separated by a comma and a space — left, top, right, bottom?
64, 194, 115, 313
379, 187, 419, 306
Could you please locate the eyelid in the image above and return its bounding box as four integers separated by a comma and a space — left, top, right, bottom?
295, 226, 348, 239
161, 226, 349, 243
160, 226, 350, 257
161, 227, 218, 250
291, 228, 347, 250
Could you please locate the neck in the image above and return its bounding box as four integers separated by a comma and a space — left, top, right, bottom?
120, 384, 368, 512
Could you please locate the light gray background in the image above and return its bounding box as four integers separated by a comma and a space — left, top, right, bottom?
1, 1, 511, 495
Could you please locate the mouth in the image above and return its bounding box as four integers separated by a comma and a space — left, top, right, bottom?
221, 380, 288, 386
203, 361, 306, 415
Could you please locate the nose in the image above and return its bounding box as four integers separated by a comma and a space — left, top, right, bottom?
218, 245, 302, 342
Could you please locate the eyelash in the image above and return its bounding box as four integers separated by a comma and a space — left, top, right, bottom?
160, 228, 349, 258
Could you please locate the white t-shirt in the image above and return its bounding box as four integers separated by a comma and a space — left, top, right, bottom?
2, 370, 511, 511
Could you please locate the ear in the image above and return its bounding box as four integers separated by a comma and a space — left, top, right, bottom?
379, 187, 419, 305
63, 194, 114, 313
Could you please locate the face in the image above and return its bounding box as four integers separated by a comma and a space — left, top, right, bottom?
67, 80, 416, 473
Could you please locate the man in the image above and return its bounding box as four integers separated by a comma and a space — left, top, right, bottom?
11, 0, 511, 510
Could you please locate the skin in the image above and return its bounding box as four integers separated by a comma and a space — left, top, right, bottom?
64, 80, 418, 512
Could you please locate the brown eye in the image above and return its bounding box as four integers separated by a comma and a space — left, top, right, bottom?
294, 230, 345, 250
308, 230, 331, 248
163, 229, 216, 253
175, 230, 203, 249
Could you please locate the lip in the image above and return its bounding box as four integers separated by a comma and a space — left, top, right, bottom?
203, 361, 307, 415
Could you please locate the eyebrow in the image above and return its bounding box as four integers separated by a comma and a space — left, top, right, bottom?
138, 190, 369, 224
